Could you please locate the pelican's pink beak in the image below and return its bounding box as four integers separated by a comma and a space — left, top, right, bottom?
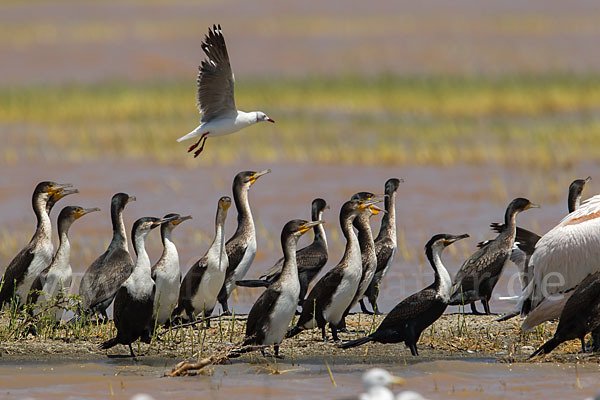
267, 118, 275, 123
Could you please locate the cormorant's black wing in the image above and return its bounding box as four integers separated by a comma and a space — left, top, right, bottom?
179, 256, 208, 302
451, 241, 509, 293
83, 248, 134, 311
513, 227, 541, 256
376, 288, 438, 330
27, 266, 49, 305
0, 247, 35, 304
245, 287, 280, 345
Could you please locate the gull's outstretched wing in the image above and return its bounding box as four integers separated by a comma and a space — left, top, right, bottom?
197, 24, 237, 122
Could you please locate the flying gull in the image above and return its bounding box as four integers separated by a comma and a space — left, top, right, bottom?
177, 24, 274, 157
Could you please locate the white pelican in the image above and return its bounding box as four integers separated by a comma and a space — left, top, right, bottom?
518, 193, 600, 330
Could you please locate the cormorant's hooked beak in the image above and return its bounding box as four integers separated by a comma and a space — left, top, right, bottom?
173, 215, 192, 225
299, 220, 324, 234
585, 176, 592, 183
369, 205, 386, 215
526, 203, 540, 210
127, 196, 136, 204
48, 183, 74, 196
446, 233, 470, 245
52, 187, 79, 201
76, 207, 101, 219
358, 197, 384, 212
249, 169, 271, 184
152, 215, 178, 229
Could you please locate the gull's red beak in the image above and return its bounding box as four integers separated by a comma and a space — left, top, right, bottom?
267, 118, 275, 123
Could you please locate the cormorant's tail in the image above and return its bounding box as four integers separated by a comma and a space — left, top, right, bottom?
529, 337, 561, 358
236, 280, 269, 288
495, 311, 519, 322
99, 337, 119, 350
338, 336, 373, 349
286, 326, 303, 339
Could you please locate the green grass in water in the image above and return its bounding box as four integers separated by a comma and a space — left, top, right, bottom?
1, 74, 600, 167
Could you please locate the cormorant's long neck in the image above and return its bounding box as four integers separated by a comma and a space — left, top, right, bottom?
312, 210, 327, 250
233, 185, 253, 237
111, 205, 128, 249
503, 207, 518, 236
53, 223, 72, 269
426, 245, 452, 301
159, 227, 177, 263
132, 233, 151, 277
354, 214, 374, 257
208, 210, 227, 271
280, 233, 299, 283
568, 190, 581, 213
32, 195, 52, 244
376, 191, 396, 244
341, 214, 360, 265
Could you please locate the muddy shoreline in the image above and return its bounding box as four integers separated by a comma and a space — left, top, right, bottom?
0, 314, 596, 366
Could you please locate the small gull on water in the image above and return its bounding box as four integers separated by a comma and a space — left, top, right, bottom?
177, 24, 274, 157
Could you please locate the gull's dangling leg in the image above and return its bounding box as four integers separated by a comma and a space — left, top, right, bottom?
188, 132, 210, 153
193, 135, 209, 158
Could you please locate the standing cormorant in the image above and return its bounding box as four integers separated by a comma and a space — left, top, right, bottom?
151, 213, 191, 326
338, 192, 384, 331
236, 219, 322, 358
174, 196, 231, 324
177, 25, 274, 157
339, 234, 469, 355
236, 198, 329, 305
362, 178, 402, 315
0, 181, 76, 308
530, 270, 600, 358
286, 199, 377, 342
448, 198, 538, 314
485, 177, 591, 321
486, 177, 590, 290
217, 170, 270, 315
100, 216, 176, 357
78, 193, 136, 320
28, 206, 100, 322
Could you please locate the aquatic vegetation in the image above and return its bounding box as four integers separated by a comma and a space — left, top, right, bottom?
1, 74, 600, 167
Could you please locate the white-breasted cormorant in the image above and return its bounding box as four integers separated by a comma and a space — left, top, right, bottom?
151, 213, 191, 326
174, 196, 231, 325
217, 170, 270, 315
286, 199, 377, 342
0, 181, 76, 308
28, 206, 99, 322
339, 234, 469, 355
177, 25, 274, 157
338, 192, 384, 331
236, 198, 329, 305
530, 270, 600, 358
100, 215, 176, 357
78, 193, 136, 320
362, 178, 402, 315
235, 219, 322, 358
448, 198, 538, 314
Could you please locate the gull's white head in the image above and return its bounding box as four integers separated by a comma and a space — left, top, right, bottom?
255, 111, 275, 124
363, 368, 406, 390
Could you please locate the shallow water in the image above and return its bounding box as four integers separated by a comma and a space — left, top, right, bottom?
0, 160, 596, 315
0, 358, 599, 399
2, 161, 600, 399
